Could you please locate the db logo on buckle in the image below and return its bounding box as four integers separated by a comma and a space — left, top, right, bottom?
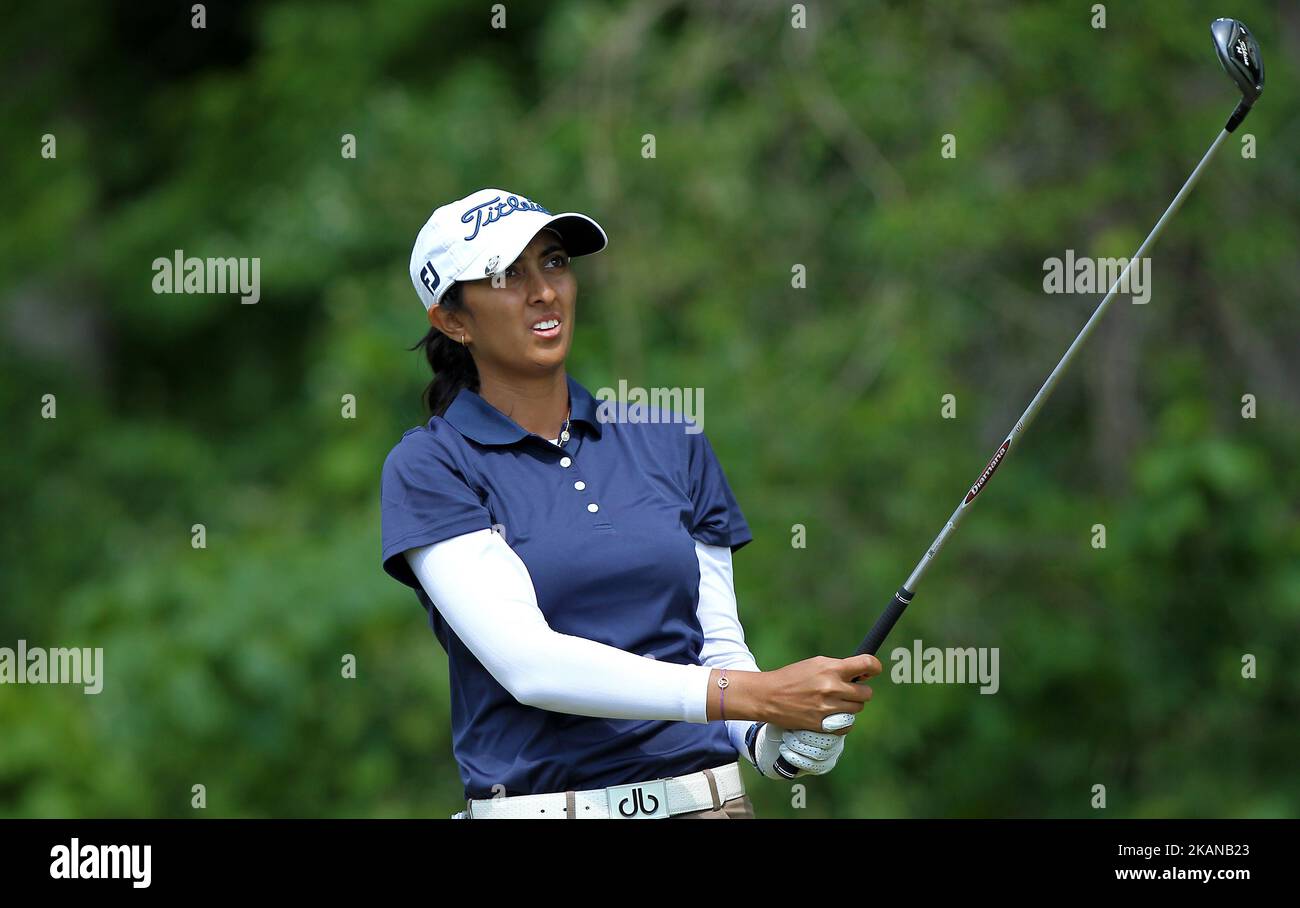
606, 780, 670, 819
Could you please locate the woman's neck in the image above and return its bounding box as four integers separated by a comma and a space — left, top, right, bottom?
476, 370, 570, 440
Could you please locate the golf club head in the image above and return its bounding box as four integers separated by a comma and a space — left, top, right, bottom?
1212, 18, 1264, 105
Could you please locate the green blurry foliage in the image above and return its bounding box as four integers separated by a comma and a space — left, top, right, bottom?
1, 0, 1296, 817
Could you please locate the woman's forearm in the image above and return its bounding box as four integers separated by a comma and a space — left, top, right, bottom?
705, 668, 771, 726
407, 529, 739, 724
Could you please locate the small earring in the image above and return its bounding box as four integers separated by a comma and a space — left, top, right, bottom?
461, 334, 466, 345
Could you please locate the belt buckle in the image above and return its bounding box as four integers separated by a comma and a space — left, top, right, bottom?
605, 779, 670, 819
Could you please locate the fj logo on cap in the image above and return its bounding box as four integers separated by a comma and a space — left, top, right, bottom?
485, 255, 499, 275
419, 261, 440, 295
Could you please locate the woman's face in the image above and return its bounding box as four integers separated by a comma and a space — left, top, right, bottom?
432, 228, 576, 379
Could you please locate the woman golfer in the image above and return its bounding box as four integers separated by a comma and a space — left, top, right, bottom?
381, 188, 880, 819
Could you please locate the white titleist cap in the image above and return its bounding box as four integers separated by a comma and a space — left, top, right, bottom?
409, 188, 608, 310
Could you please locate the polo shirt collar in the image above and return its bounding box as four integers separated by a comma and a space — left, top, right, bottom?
441, 373, 604, 446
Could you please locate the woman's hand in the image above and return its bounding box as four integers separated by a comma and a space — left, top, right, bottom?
753, 721, 850, 780
759, 653, 881, 733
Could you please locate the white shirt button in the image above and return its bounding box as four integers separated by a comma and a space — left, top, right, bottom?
574, 481, 586, 491
587, 503, 599, 513
559, 457, 572, 468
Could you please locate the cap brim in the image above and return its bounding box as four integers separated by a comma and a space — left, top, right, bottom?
539, 212, 608, 258
456, 212, 608, 282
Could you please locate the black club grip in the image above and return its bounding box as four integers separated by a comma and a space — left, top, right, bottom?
772, 587, 914, 780
857, 586, 914, 659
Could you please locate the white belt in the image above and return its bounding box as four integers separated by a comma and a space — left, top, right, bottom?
455, 762, 744, 819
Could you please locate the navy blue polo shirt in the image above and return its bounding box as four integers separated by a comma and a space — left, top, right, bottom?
380, 373, 753, 799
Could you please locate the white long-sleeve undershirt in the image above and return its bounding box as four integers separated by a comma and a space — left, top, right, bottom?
402, 527, 762, 763
692, 532, 763, 759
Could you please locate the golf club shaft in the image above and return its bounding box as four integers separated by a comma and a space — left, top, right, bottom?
861, 125, 1231, 652
773, 125, 1233, 779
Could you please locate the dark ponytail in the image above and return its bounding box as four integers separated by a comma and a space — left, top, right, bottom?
408, 282, 479, 418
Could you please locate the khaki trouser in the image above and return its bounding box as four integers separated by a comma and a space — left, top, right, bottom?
669, 793, 757, 819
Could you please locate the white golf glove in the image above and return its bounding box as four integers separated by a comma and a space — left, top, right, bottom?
746, 715, 853, 780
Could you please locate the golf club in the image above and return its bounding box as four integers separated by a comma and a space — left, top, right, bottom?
775, 18, 1265, 779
